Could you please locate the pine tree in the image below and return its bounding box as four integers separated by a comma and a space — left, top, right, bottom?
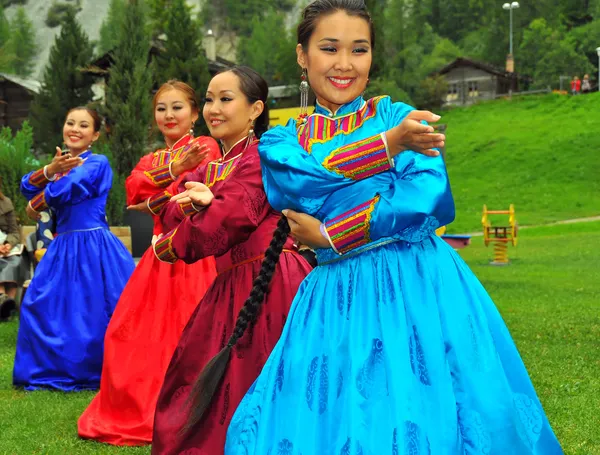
146, 0, 168, 38
29, 8, 94, 155
104, 0, 153, 176
153, 0, 210, 134
364, 0, 386, 78
236, 7, 296, 86
9, 7, 37, 77
0, 6, 14, 72
98, 0, 127, 55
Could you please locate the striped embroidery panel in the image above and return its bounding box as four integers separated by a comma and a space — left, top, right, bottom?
28, 168, 49, 188
151, 140, 192, 167
144, 163, 172, 187
30, 191, 48, 212
152, 151, 170, 167
147, 190, 172, 215
323, 134, 391, 180
154, 228, 178, 263
325, 196, 380, 254
204, 155, 242, 188
297, 96, 384, 154
179, 202, 198, 217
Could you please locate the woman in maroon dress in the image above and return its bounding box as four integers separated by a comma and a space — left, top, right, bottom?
151, 66, 312, 454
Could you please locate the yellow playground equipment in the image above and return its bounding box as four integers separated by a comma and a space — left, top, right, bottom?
482, 204, 518, 265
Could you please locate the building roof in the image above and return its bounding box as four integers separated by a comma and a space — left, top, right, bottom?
436, 57, 529, 81
0, 73, 42, 94
80, 42, 234, 77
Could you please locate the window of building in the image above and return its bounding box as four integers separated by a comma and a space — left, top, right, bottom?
468, 81, 479, 97
446, 83, 459, 102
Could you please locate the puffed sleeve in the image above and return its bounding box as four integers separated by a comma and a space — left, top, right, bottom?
141, 136, 222, 216
28, 155, 112, 212
21, 166, 54, 200
259, 116, 395, 215
125, 152, 158, 206
158, 166, 206, 233
322, 152, 454, 255
153, 153, 270, 264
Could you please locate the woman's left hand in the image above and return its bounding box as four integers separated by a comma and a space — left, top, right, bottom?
126, 201, 152, 214
282, 209, 330, 249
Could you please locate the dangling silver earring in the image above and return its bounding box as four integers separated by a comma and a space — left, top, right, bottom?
298, 68, 309, 124
245, 120, 256, 150
248, 120, 255, 141
189, 121, 195, 137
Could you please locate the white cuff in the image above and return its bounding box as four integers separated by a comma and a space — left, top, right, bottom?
27, 201, 39, 213
380, 132, 395, 168
43, 165, 57, 181
168, 161, 177, 180
320, 223, 340, 255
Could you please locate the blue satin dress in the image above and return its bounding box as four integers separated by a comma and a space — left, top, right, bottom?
225, 96, 563, 454
14, 151, 135, 391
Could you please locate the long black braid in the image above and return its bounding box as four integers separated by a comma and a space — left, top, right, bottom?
184, 215, 290, 432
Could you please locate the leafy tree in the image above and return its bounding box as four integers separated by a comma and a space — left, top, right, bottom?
8, 7, 37, 77
104, 0, 153, 176
519, 18, 593, 89
29, 8, 94, 154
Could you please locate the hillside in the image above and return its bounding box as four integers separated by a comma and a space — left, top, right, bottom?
442, 93, 600, 233
4, 0, 112, 78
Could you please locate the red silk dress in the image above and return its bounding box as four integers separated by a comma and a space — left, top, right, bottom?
150, 139, 313, 454
78, 135, 221, 445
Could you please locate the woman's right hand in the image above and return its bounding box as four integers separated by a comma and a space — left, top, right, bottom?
26, 203, 41, 221
46, 147, 83, 178
385, 111, 446, 158
170, 142, 210, 177
170, 181, 214, 206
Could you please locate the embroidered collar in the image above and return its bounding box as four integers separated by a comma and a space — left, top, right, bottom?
219, 135, 258, 162
314, 96, 365, 118
165, 133, 193, 152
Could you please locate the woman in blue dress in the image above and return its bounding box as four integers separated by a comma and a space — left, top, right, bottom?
220, 1, 565, 453
14, 107, 135, 391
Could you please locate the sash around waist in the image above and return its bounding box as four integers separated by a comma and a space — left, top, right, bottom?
215, 248, 298, 275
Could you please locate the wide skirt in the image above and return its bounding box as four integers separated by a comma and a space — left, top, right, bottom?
225, 237, 563, 454
13, 228, 135, 391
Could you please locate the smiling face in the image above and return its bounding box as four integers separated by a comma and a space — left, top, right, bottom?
62, 109, 100, 154
154, 88, 199, 146
202, 71, 263, 151
297, 10, 372, 114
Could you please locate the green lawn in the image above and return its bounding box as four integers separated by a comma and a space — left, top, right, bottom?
442, 92, 600, 233
1, 222, 598, 454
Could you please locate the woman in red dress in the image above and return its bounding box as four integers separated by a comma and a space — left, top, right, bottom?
150, 67, 313, 455
78, 80, 220, 445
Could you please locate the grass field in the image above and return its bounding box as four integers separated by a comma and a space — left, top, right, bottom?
442, 92, 600, 233
1, 221, 598, 454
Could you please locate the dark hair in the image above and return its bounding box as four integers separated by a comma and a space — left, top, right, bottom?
66, 107, 102, 132
220, 65, 270, 138
0, 175, 4, 200
184, 215, 290, 432
298, 0, 375, 51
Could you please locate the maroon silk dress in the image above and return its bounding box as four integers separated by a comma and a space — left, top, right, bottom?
151, 138, 312, 454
